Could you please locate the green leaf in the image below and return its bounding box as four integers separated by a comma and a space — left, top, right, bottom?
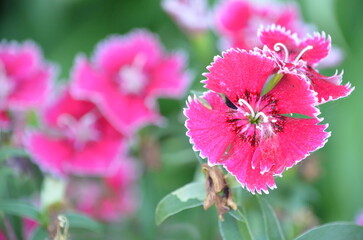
0, 200, 39, 220
219, 212, 252, 240
281, 113, 313, 119
63, 212, 103, 233
155, 182, 206, 225
295, 222, 363, 240
30, 227, 49, 240
228, 209, 246, 222
262, 73, 283, 95
0, 147, 29, 162
258, 197, 285, 240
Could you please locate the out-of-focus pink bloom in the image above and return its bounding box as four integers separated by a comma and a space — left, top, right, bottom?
258, 25, 353, 104
67, 159, 138, 222
0, 110, 10, 130
356, 210, 363, 226
214, 0, 308, 50
23, 218, 38, 240
25, 90, 125, 177
185, 49, 330, 193
72, 30, 191, 135
0, 40, 54, 111
0, 230, 5, 240
162, 0, 209, 35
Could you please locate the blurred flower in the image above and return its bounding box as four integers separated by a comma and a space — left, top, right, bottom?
185, 49, 330, 193
23, 218, 38, 240
356, 210, 363, 226
0, 40, 54, 130
0, 231, 5, 240
0, 110, 10, 130
67, 159, 138, 222
214, 0, 308, 50
25, 90, 126, 177
162, 0, 209, 35
72, 30, 191, 135
258, 25, 353, 104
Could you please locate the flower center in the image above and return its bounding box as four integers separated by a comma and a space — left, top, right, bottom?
273, 43, 313, 63
0, 62, 14, 107
58, 112, 100, 150
117, 54, 148, 95
226, 91, 285, 146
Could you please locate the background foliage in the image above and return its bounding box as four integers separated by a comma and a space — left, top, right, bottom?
1, 0, 363, 239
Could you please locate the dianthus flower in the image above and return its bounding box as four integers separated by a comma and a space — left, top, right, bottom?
185, 49, 329, 193
72, 30, 191, 135
162, 0, 209, 35
25, 90, 125, 177
0, 40, 54, 113
214, 0, 307, 50
67, 159, 138, 222
258, 25, 353, 103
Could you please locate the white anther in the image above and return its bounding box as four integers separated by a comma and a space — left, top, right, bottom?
238, 98, 255, 117
271, 119, 277, 123
273, 43, 289, 62
294, 45, 313, 62
255, 111, 269, 123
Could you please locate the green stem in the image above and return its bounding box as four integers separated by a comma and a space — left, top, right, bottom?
262, 73, 284, 96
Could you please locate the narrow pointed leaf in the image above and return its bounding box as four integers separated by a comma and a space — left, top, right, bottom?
30, 227, 49, 240
295, 222, 363, 240
219, 212, 252, 240
155, 181, 205, 225
0, 200, 39, 220
63, 212, 103, 233
258, 197, 285, 240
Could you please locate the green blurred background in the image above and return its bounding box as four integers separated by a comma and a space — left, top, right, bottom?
0, 0, 362, 239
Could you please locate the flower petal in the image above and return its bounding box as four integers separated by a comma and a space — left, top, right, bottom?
258, 24, 299, 50
147, 53, 191, 98
64, 137, 124, 176
93, 30, 162, 74
300, 32, 331, 65
203, 49, 276, 103
223, 143, 276, 194
268, 73, 319, 117
26, 132, 72, 176
185, 91, 236, 164
307, 69, 353, 104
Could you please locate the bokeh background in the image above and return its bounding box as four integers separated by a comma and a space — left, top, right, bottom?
0, 0, 362, 239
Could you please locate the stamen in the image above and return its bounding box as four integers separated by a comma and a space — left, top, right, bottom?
294, 45, 313, 62
273, 43, 289, 62
238, 98, 255, 117
255, 112, 269, 123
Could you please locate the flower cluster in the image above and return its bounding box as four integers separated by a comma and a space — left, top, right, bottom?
1, 29, 190, 221
184, 25, 353, 194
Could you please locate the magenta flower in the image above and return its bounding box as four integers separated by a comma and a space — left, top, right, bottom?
258, 25, 353, 103
356, 210, 363, 226
0, 110, 10, 130
72, 30, 191, 135
0, 40, 54, 112
25, 90, 125, 177
185, 49, 330, 193
214, 0, 307, 50
162, 0, 209, 35
67, 159, 138, 222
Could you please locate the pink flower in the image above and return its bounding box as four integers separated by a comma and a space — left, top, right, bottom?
0, 40, 54, 111
214, 0, 307, 50
0, 230, 5, 240
0, 110, 10, 130
25, 90, 125, 177
67, 159, 138, 222
162, 0, 209, 35
356, 210, 363, 226
72, 30, 191, 135
185, 49, 330, 193
258, 25, 353, 103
